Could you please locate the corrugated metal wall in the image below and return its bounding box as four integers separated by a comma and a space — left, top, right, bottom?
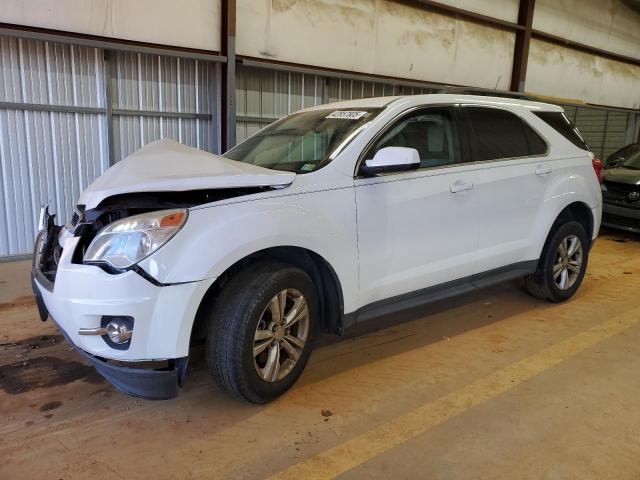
562, 105, 632, 159
1, 36, 637, 258
0, 35, 220, 257
235, 65, 434, 143
234, 65, 634, 158
112, 52, 218, 160
0, 37, 108, 257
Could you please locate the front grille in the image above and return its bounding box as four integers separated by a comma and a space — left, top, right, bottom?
605, 181, 639, 196
602, 212, 640, 230
603, 181, 640, 207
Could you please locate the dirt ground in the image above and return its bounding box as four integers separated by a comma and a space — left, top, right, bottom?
2, 227, 640, 479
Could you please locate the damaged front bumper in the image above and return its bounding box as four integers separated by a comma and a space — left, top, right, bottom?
31, 274, 188, 400
31, 207, 213, 400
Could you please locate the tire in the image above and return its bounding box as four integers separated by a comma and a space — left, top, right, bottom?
525, 220, 590, 303
206, 261, 318, 403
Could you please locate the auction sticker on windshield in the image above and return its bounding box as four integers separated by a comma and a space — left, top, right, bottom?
325, 111, 368, 120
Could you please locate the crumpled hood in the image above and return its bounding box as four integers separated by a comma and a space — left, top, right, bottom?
602, 167, 640, 186
78, 139, 296, 209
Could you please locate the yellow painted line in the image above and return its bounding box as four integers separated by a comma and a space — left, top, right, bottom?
268, 307, 640, 480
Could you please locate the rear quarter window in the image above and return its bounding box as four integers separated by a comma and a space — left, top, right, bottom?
533, 111, 589, 151
465, 107, 547, 161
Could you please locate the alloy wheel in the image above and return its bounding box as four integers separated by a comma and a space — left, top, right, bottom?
253, 288, 309, 382
553, 234, 583, 291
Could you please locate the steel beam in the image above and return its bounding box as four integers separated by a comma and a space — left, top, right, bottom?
220, 0, 237, 152
239, 57, 444, 91
0, 101, 104, 115
510, 0, 536, 92
113, 109, 212, 120
392, 1, 640, 69
397, 0, 524, 32
0, 104, 212, 122
104, 51, 116, 166
531, 29, 640, 68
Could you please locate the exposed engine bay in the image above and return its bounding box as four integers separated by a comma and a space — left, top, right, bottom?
36, 187, 272, 284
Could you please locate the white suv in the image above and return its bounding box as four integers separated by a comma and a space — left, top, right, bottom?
31, 94, 602, 403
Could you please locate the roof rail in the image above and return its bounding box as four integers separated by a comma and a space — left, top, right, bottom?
437, 86, 535, 101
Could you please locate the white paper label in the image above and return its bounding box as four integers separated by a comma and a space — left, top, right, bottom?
325, 111, 368, 120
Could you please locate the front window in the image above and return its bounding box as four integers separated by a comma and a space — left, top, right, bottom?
224, 108, 382, 173
364, 107, 461, 169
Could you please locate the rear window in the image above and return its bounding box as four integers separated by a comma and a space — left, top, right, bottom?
609, 143, 640, 160
465, 107, 547, 161
534, 111, 589, 151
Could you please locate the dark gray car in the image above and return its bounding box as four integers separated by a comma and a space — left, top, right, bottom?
602, 150, 640, 233
605, 143, 640, 168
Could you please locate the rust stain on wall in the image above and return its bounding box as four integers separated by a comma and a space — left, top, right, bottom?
529, 39, 561, 67
383, 1, 512, 54
603, 57, 638, 79
532, 40, 613, 79
398, 29, 455, 50
394, 10, 456, 51
460, 20, 513, 54
272, 0, 376, 29
529, 39, 640, 109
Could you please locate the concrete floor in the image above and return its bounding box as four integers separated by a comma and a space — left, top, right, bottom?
1, 228, 640, 479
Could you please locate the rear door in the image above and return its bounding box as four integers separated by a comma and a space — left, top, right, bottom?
354, 106, 479, 308
462, 106, 551, 274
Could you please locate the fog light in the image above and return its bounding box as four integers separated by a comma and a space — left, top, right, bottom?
78, 316, 134, 350
106, 321, 132, 344
102, 316, 134, 350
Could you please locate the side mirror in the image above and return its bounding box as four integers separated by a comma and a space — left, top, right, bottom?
360, 147, 420, 176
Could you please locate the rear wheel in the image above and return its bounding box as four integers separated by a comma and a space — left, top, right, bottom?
525, 221, 589, 303
206, 261, 318, 403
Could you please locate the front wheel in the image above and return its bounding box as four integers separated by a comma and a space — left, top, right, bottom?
525, 221, 590, 303
206, 262, 318, 403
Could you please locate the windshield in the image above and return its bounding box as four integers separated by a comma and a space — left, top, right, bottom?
621, 151, 640, 170
223, 108, 382, 173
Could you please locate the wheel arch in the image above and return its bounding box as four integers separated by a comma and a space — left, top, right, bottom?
552, 201, 594, 242
533, 200, 595, 265
190, 246, 346, 346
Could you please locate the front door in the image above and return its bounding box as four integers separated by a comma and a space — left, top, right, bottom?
354, 106, 479, 309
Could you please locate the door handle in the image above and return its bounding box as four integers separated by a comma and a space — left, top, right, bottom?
450, 181, 473, 193
535, 164, 552, 176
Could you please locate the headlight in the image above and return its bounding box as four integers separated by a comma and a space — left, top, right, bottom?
83, 209, 187, 269
601, 183, 607, 192
58, 225, 74, 248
